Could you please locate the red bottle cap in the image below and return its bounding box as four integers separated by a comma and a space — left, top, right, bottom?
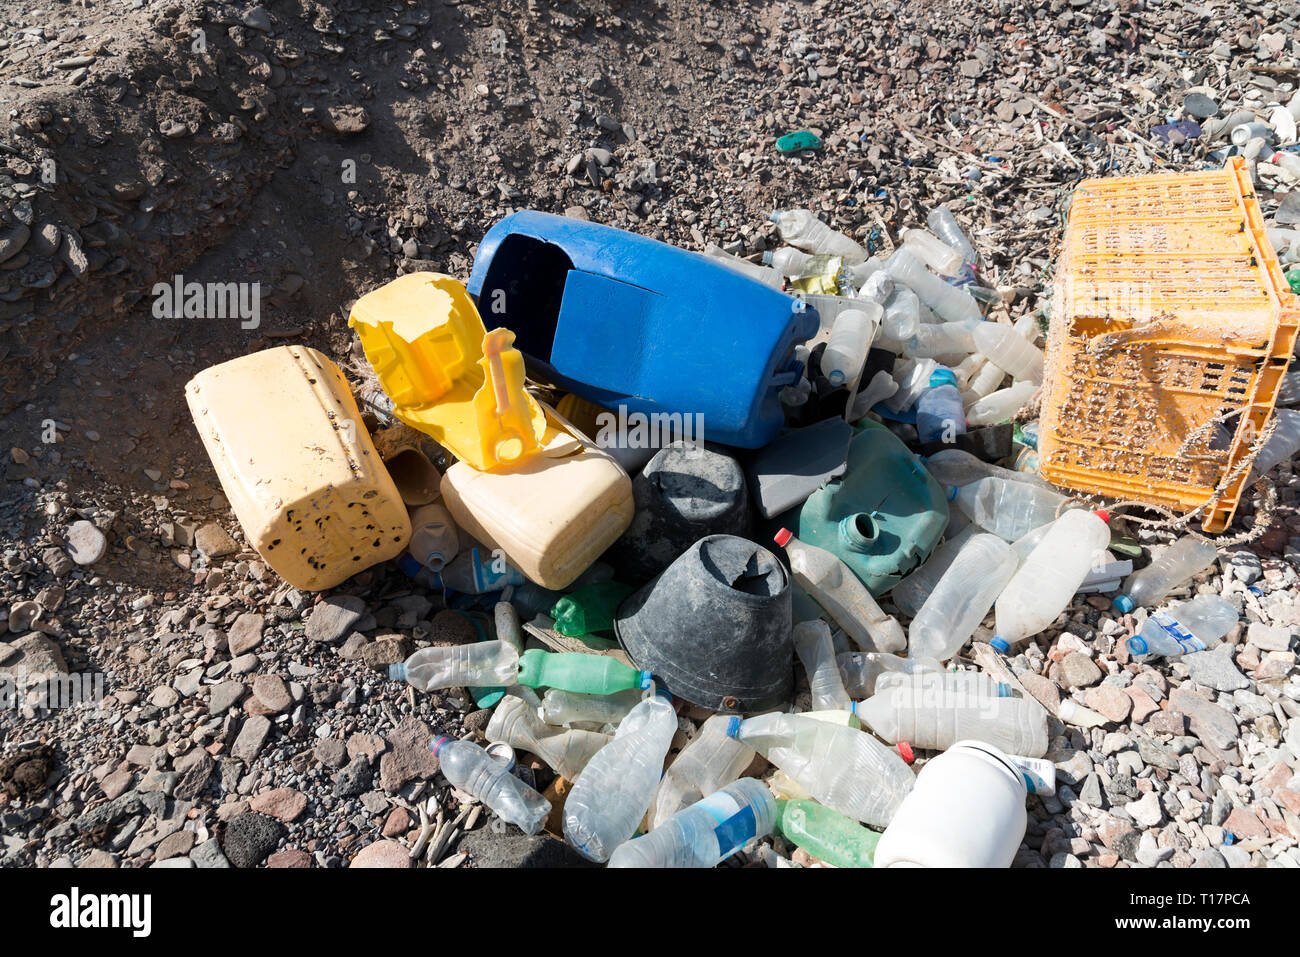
1093, 509, 1110, 524
773, 528, 793, 547
897, 741, 915, 764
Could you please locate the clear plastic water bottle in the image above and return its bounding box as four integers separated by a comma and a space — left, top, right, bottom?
923, 448, 1047, 489
915, 368, 967, 445
873, 669, 1010, 698
905, 320, 979, 361
882, 357, 938, 412
993, 509, 1111, 651
431, 736, 551, 834
820, 306, 879, 386
389, 640, 519, 691
901, 227, 965, 277
763, 247, 844, 283
908, 533, 1018, 662
408, 503, 461, 571
730, 712, 914, 827
539, 687, 643, 728
563, 690, 678, 862
926, 206, 978, 265
970, 322, 1044, 383
1126, 595, 1239, 659
1113, 536, 1220, 612
1250, 408, 1300, 477
842, 256, 886, 288
774, 528, 906, 653
965, 380, 1037, 427
834, 651, 939, 701
608, 778, 777, 868
399, 546, 526, 594
885, 249, 982, 322
952, 476, 1068, 542
793, 619, 852, 711
704, 244, 785, 289
856, 680, 1048, 757
878, 286, 922, 346
857, 271, 895, 303
768, 209, 868, 264
650, 714, 756, 830
889, 525, 979, 617
486, 693, 612, 781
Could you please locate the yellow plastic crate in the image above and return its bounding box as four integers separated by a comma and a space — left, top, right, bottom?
1040, 157, 1299, 532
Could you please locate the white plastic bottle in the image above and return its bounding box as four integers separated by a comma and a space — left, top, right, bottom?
649, 715, 756, 830
389, 640, 519, 691
793, 619, 853, 711
820, 307, 879, 386
857, 680, 1048, 756
885, 249, 982, 322
964, 357, 1007, 399
908, 534, 1019, 662
768, 209, 868, 264
882, 357, 938, 412
905, 319, 980, 359
873, 669, 1010, 698
888, 525, 979, 617
704, 244, 785, 289
774, 528, 906, 653
539, 687, 643, 728
432, 736, 551, 834
835, 652, 941, 698
1112, 536, 1220, 612
731, 712, 914, 827
1250, 408, 1300, 477
965, 380, 1037, 427
901, 227, 965, 276
952, 476, 1068, 542
843, 256, 886, 288
563, 690, 677, 861
408, 503, 461, 571
609, 778, 777, 868
970, 322, 1044, 383
879, 286, 922, 346
485, 693, 612, 781
992, 509, 1112, 651
1126, 594, 1240, 659
926, 207, 978, 265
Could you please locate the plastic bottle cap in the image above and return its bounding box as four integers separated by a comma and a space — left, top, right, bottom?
773, 528, 793, 547
640, 670, 655, 690
725, 716, 742, 739
1112, 594, 1135, 613
1128, 635, 1148, 656
828, 370, 846, 386
897, 741, 915, 764
990, 637, 1010, 654
387, 663, 406, 681
1224, 832, 1236, 846
928, 369, 958, 388
1093, 509, 1111, 524
430, 736, 449, 757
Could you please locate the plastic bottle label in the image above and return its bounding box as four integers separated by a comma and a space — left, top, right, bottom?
1151, 611, 1206, 654
695, 791, 757, 858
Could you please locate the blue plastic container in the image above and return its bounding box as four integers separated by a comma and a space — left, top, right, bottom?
466, 211, 819, 449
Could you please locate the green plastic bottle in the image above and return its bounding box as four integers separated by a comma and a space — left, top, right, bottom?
776, 799, 880, 868
549, 581, 634, 637
516, 649, 652, 695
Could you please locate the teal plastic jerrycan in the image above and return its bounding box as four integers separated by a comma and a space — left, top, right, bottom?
774, 418, 948, 596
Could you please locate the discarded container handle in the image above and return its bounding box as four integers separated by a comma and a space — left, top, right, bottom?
474, 327, 543, 467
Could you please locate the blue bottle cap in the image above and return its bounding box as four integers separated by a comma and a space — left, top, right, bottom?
929, 368, 958, 388
726, 716, 742, 738
1128, 635, 1148, 656
1112, 594, 1135, 613
639, 670, 654, 689
990, 637, 1010, 654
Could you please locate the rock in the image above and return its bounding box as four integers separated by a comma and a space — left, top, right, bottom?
267, 848, 311, 868
1082, 685, 1132, 723
208, 681, 246, 715
172, 748, 214, 801
251, 674, 292, 713
306, 595, 367, 643
242, 5, 271, 30
382, 807, 412, 838
190, 838, 231, 868
1135, 736, 1180, 770
227, 613, 265, 655
346, 733, 387, 762
1183, 645, 1249, 692
1169, 687, 1238, 753
429, 609, 477, 645
195, 524, 239, 559
1222, 806, 1268, 840
1125, 791, 1164, 827
150, 857, 194, 869
350, 839, 412, 868
7, 601, 40, 633
1223, 548, 1262, 584
1079, 772, 1105, 808
1248, 622, 1294, 652
1060, 652, 1103, 688
315, 739, 347, 769
249, 787, 307, 823
325, 105, 371, 135
65, 520, 106, 565
1018, 672, 1060, 712
1147, 710, 1187, 735
352, 634, 411, 668
1096, 815, 1140, 860
463, 708, 493, 735
220, 812, 284, 868
231, 715, 273, 763
155, 829, 195, 860
379, 718, 440, 793
100, 769, 134, 800
458, 828, 599, 868
0, 633, 67, 681
0, 225, 31, 264
1124, 684, 1160, 722
79, 850, 119, 869
334, 755, 373, 798
42, 547, 74, 577
1192, 848, 1228, 868
1183, 92, 1219, 118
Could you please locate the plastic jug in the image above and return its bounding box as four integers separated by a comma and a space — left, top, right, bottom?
1113, 536, 1219, 612
185, 345, 411, 592
907, 533, 1018, 662
820, 306, 880, 387
776, 798, 881, 868
776, 418, 948, 596
650, 715, 757, 830
970, 322, 1044, 383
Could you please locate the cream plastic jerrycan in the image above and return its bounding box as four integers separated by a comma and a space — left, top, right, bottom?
440, 405, 634, 590
185, 345, 411, 591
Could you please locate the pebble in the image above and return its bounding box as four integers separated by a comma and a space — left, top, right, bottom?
65, 520, 106, 565
350, 839, 412, 868
1060, 652, 1103, 688
306, 594, 367, 643
1183, 645, 1250, 692
251, 674, 292, 713
227, 613, 265, 655
249, 787, 308, 823
220, 812, 284, 869
1126, 791, 1165, 827
194, 524, 239, 559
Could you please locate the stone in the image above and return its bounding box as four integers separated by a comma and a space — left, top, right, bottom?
242, 5, 271, 30
231, 715, 273, 763
251, 674, 292, 714
1125, 791, 1164, 827
195, 523, 239, 559
227, 613, 265, 655
150, 857, 195, 869
79, 850, 119, 869
306, 594, 366, 643
350, 839, 412, 868
1223, 548, 1262, 584
1018, 672, 1060, 712
208, 681, 246, 715
220, 812, 284, 868
458, 829, 598, 868
1183, 92, 1219, 118
154, 829, 195, 860
1248, 622, 1294, 652
1096, 815, 1140, 860
0, 633, 67, 681
379, 718, 440, 793
42, 547, 74, 577
1169, 687, 1238, 753
65, 520, 106, 565
1083, 685, 1132, 723
100, 769, 133, 800
1147, 710, 1187, 735
326, 105, 371, 135
1222, 807, 1268, 840
249, 787, 307, 823
1183, 645, 1249, 692
1124, 684, 1160, 722
382, 807, 413, 838
429, 609, 477, 645
1193, 848, 1228, 868
346, 733, 388, 762
334, 755, 373, 798
351, 635, 411, 668
1060, 652, 1102, 688
267, 848, 312, 868
315, 738, 347, 769
172, 749, 214, 801
1136, 736, 1180, 770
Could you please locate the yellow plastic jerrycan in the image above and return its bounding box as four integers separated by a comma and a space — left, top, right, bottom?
185, 345, 411, 591
348, 273, 547, 471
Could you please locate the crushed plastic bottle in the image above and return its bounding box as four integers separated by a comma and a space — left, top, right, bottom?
885, 249, 982, 322
907, 533, 1019, 662
856, 680, 1049, 757
408, 503, 460, 572
774, 529, 906, 653
485, 693, 612, 780
539, 687, 643, 728
901, 227, 964, 277
820, 306, 879, 386
952, 476, 1068, 542
970, 322, 1044, 383
703, 244, 785, 289
390, 640, 519, 692
965, 380, 1037, 427
923, 448, 1048, 489
835, 651, 941, 698
1113, 536, 1220, 612
793, 620, 852, 711
650, 714, 757, 830
764, 247, 843, 282
730, 712, 914, 827
1127, 595, 1240, 659
563, 690, 677, 861
609, 778, 777, 868
925, 207, 978, 266
905, 319, 980, 359
888, 525, 979, 617
431, 736, 551, 834
993, 510, 1111, 651
776, 798, 881, 868
768, 209, 867, 264
882, 357, 938, 412
915, 368, 967, 445
879, 286, 922, 345
515, 648, 652, 695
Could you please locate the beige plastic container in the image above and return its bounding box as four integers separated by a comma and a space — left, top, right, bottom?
185, 345, 411, 591
440, 408, 633, 590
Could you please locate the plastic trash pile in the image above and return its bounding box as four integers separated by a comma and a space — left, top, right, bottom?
182, 176, 1298, 867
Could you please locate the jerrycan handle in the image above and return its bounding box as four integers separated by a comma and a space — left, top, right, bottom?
473, 328, 543, 468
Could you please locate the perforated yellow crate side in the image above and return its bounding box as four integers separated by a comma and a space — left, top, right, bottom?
1039, 157, 1300, 533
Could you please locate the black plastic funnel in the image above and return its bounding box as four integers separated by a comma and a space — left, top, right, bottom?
614, 534, 792, 714
604, 442, 752, 583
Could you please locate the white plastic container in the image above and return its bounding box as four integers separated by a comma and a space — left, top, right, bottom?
774, 528, 906, 653
768, 209, 868, 264
856, 680, 1048, 756
952, 476, 1068, 542
793, 619, 853, 711
873, 669, 1009, 698
965, 380, 1037, 427
905, 319, 980, 359
649, 714, 756, 830
965, 357, 1007, 399
901, 227, 965, 276
407, 502, 461, 572
879, 286, 922, 345
885, 249, 982, 322
873, 740, 1027, 868
970, 322, 1044, 383
907, 533, 1019, 662
820, 307, 879, 386
882, 357, 938, 412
